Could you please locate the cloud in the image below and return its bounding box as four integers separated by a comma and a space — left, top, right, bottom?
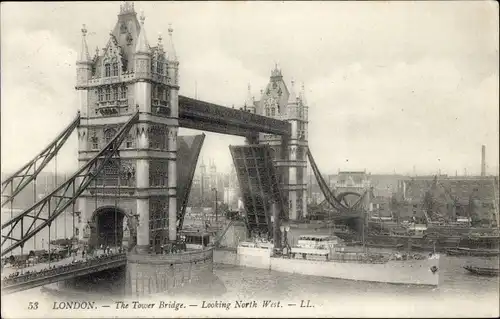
1, 1, 498, 176
1, 28, 79, 173
307, 57, 499, 174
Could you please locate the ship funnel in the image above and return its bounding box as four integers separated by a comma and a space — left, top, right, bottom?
481, 145, 486, 176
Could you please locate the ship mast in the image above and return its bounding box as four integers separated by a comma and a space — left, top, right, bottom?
492, 176, 499, 229
362, 208, 366, 253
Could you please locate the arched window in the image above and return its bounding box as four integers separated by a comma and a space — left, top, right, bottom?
158, 87, 163, 100
104, 128, 117, 145
98, 88, 104, 102
105, 64, 111, 77
113, 86, 118, 101
112, 63, 119, 76
271, 108, 275, 116
163, 88, 168, 101
125, 134, 133, 149
91, 136, 99, 150
105, 87, 111, 101
265, 108, 270, 116
120, 85, 127, 99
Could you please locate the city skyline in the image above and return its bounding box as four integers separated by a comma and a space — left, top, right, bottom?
1, 1, 499, 176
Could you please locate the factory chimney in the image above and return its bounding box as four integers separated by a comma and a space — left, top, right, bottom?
481, 145, 486, 176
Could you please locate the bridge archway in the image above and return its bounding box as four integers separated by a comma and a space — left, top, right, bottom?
91, 206, 127, 249
336, 192, 362, 209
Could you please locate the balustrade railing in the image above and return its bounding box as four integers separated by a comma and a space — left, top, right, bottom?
127, 248, 213, 264
2, 253, 126, 286
96, 99, 130, 116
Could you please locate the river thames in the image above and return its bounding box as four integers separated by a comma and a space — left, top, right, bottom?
1, 253, 499, 318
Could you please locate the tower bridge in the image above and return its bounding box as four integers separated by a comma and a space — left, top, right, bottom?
1, 2, 367, 295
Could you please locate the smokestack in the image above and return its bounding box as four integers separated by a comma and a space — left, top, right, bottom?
481, 145, 486, 176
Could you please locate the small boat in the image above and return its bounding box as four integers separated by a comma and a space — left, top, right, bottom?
464, 265, 499, 277
447, 248, 499, 257
365, 243, 404, 249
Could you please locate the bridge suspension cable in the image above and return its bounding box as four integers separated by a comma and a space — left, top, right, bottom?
1, 112, 81, 208
1, 111, 139, 257
306, 149, 352, 213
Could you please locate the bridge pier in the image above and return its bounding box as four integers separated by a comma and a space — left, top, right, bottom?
136, 198, 150, 254
125, 249, 213, 296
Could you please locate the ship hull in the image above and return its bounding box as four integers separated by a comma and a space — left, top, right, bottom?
234, 246, 440, 286
270, 256, 439, 286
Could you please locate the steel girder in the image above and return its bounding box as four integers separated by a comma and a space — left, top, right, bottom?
337, 191, 363, 208
230, 145, 286, 236
306, 149, 352, 213
178, 95, 291, 137
1, 112, 139, 257
176, 134, 206, 232
1, 113, 81, 208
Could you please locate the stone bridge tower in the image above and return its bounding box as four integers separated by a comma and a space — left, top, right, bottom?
247, 66, 309, 220
75, 2, 179, 254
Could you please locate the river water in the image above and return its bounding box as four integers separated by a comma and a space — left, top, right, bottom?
1, 254, 498, 318
2, 211, 499, 318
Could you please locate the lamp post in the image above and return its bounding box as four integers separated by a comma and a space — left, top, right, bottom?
212, 188, 218, 226
280, 225, 291, 255
280, 226, 284, 249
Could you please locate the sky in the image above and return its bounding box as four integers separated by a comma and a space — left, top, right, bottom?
1, 1, 499, 176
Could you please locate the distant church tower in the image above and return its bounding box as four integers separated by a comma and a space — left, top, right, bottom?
249, 65, 309, 220
75, 2, 180, 253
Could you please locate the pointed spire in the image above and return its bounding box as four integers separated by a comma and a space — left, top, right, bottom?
157, 32, 163, 51
78, 24, 91, 62
166, 24, 177, 62
271, 62, 282, 78
300, 82, 308, 106
288, 79, 297, 104
135, 10, 150, 54
244, 84, 253, 107
120, 1, 136, 15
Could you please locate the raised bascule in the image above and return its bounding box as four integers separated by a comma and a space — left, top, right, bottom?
1, 2, 367, 295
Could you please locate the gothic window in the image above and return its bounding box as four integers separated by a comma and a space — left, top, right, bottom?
104, 128, 117, 145
112, 63, 119, 76
158, 87, 164, 100
91, 136, 99, 150
105, 64, 111, 77
265, 108, 270, 116
120, 85, 127, 99
102, 160, 119, 186
113, 86, 118, 101
125, 134, 133, 149
105, 87, 111, 101
157, 61, 164, 75
163, 88, 168, 102
120, 22, 128, 34
98, 88, 104, 102
271, 108, 275, 116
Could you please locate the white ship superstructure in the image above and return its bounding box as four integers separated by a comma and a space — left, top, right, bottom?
232, 234, 440, 286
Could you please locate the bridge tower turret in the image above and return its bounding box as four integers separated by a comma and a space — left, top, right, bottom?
75, 2, 180, 254
244, 84, 256, 113
165, 24, 180, 241
254, 65, 309, 220
298, 83, 309, 217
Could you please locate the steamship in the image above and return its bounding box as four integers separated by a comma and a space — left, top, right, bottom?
236, 234, 440, 286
